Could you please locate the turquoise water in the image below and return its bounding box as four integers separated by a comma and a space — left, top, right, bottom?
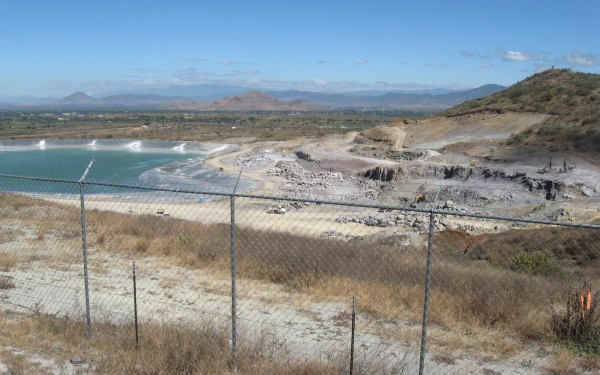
0, 149, 198, 194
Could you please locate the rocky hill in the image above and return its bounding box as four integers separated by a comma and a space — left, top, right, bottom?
165, 91, 325, 111
443, 69, 600, 153
57, 92, 99, 105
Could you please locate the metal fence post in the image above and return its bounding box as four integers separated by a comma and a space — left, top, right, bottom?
350, 295, 356, 375
230, 171, 242, 372
78, 159, 94, 338
133, 261, 139, 350
418, 187, 441, 375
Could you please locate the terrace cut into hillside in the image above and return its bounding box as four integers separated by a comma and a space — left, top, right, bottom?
443, 69, 600, 153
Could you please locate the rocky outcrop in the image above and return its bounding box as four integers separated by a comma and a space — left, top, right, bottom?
364, 166, 400, 181
363, 164, 563, 201
364, 164, 479, 182
443, 165, 474, 180
294, 150, 314, 162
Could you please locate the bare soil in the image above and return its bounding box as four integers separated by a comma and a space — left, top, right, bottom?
204, 112, 599, 225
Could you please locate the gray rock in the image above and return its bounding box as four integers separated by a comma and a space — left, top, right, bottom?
562, 193, 575, 199
582, 187, 594, 197
70, 356, 85, 365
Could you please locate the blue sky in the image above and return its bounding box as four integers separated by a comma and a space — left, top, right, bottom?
1, 0, 598, 97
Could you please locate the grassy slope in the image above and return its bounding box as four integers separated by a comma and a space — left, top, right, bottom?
443, 69, 600, 153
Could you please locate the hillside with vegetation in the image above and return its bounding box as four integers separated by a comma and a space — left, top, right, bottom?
443, 69, 600, 153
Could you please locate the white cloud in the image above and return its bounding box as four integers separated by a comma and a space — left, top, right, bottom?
500, 50, 534, 61
219, 60, 245, 65
177, 57, 208, 64
132, 68, 161, 72
461, 50, 495, 59
481, 64, 494, 69
174, 68, 260, 81
424, 63, 451, 68
356, 59, 369, 65
564, 52, 598, 67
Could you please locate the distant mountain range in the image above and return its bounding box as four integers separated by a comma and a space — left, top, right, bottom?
56, 92, 188, 107
165, 91, 325, 111
2, 84, 506, 111
266, 84, 505, 109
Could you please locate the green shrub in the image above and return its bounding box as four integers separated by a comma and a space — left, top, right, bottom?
178, 233, 195, 248
511, 247, 561, 276
552, 283, 600, 354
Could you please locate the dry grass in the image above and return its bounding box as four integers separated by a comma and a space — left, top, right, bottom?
0, 310, 392, 375
2, 192, 600, 366
0, 252, 19, 272
0, 349, 32, 374
88, 210, 232, 268
0, 275, 15, 289
0, 224, 25, 244
543, 346, 600, 374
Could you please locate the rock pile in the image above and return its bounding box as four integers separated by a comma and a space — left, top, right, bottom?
350, 145, 426, 162
267, 161, 360, 199
336, 213, 460, 232
336, 201, 486, 233
269, 161, 344, 185
232, 151, 274, 170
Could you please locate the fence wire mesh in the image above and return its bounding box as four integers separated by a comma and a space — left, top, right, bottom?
1, 173, 599, 374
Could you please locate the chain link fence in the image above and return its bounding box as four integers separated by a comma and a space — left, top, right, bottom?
1, 172, 600, 374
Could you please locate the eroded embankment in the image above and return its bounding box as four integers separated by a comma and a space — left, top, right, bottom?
364, 164, 562, 200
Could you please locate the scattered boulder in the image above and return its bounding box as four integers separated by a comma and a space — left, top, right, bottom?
294, 150, 314, 162
70, 356, 85, 365
268, 205, 287, 214
336, 209, 477, 233
582, 187, 594, 197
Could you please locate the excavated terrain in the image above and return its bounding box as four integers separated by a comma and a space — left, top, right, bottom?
216, 112, 600, 225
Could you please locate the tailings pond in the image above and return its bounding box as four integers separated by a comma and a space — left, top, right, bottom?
0, 139, 249, 197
